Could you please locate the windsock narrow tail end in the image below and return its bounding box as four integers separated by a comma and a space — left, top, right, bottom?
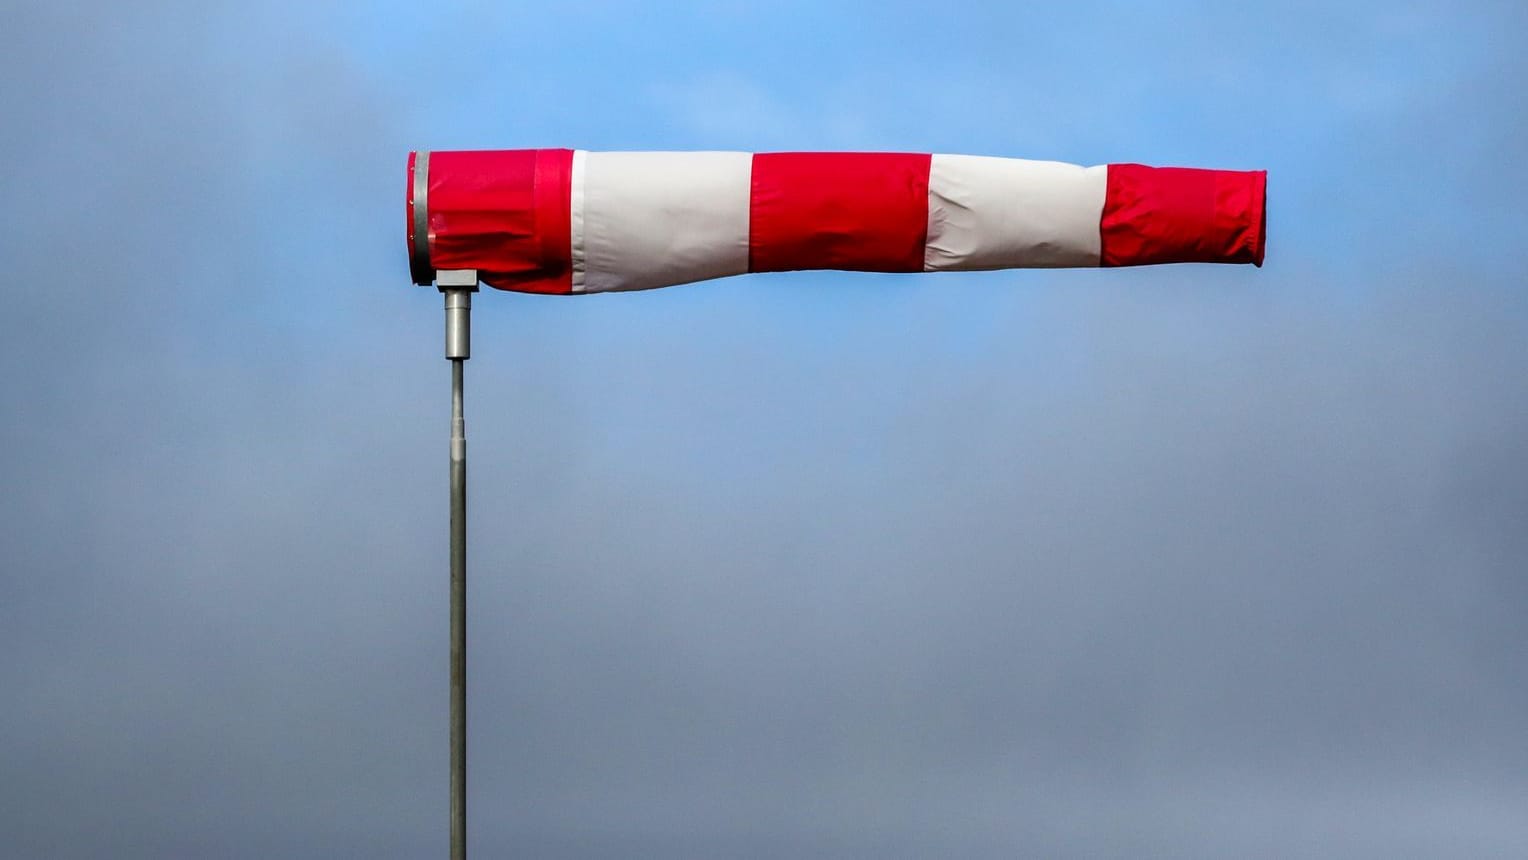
1100, 164, 1266, 268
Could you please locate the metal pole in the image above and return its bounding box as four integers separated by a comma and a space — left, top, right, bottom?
449, 355, 466, 860
440, 272, 475, 860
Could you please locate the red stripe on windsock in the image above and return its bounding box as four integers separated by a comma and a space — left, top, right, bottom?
749, 152, 932, 273
1099, 164, 1266, 267
428, 148, 573, 293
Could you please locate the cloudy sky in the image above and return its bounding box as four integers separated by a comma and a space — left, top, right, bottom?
3, 1, 1526, 856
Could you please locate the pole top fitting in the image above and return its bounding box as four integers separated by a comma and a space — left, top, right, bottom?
437, 269, 480, 293
440, 270, 477, 360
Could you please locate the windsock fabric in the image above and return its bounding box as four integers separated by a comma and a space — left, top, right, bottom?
407, 150, 1266, 294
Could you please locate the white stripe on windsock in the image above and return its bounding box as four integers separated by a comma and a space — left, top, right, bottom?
924, 155, 1107, 270
578, 150, 752, 293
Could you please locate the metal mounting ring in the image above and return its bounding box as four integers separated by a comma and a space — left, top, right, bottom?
410, 150, 434, 285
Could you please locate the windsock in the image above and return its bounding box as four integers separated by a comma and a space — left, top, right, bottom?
407, 150, 1265, 293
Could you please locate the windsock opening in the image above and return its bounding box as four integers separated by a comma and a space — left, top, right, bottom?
407, 149, 575, 293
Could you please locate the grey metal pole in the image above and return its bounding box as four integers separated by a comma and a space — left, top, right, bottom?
440, 271, 476, 860
449, 355, 466, 860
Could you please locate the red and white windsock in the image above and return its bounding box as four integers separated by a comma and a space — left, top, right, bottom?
407, 149, 1266, 293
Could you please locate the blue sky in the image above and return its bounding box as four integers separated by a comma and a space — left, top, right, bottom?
3, 1, 1527, 857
